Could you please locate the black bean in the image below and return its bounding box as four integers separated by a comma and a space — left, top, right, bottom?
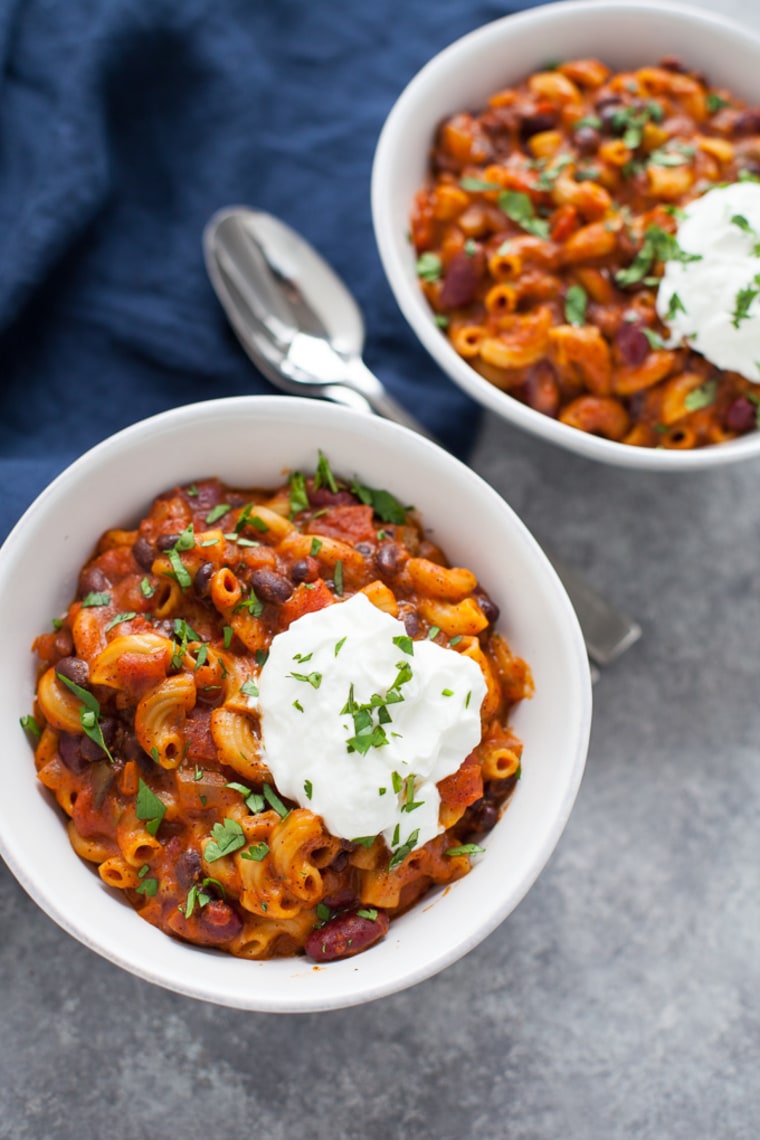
53, 628, 74, 658
251, 568, 293, 604
290, 557, 319, 583
403, 609, 421, 638
157, 533, 181, 551
355, 543, 374, 557
55, 656, 89, 687
597, 100, 624, 133
476, 591, 500, 625
574, 125, 601, 155
78, 565, 108, 596
376, 543, 403, 576
462, 798, 500, 842
132, 535, 155, 570
519, 110, 557, 140
194, 561, 214, 598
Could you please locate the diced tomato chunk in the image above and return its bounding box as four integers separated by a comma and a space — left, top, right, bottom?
278, 579, 334, 629
307, 504, 376, 545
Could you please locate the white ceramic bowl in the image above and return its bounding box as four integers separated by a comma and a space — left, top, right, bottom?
372, 0, 760, 471
0, 396, 591, 1011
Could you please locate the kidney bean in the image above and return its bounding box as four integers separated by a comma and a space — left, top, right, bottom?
252, 568, 293, 604
615, 321, 650, 367
174, 847, 203, 891
194, 561, 214, 598
290, 556, 319, 583
597, 99, 624, 133
439, 248, 483, 309
322, 886, 357, 911
308, 487, 357, 509
56, 655, 89, 687
198, 900, 243, 944
132, 535, 155, 571
734, 108, 760, 135
523, 361, 560, 417
305, 908, 390, 962
58, 732, 89, 773
574, 125, 601, 155
402, 608, 421, 638
725, 395, 757, 433
78, 565, 108, 597
53, 627, 74, 658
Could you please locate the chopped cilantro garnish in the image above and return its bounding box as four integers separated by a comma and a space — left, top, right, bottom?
263, 783, 290, 819
20, 714, 41, 739
392, 634, 414, 656
56, 673, 115, 763
105, 611, 137, 633
350, 478, 409, 524
731, 284, 759, 328
416, 251, 443, 282
314, 449, 339, 493
665, 292, 687, 321
333, 560, 344, 597
498, 189, 549, 239
304, 780, 313, 800
288, 470, 309, 515
81, 591, 110, 608
205, 503, 231, 525
240, 842, 270, 862
564, 284, 588, 327
684, 379, 718, 411
289, 670, 322, 689
445, 843, 486, 857
356, 908, 378, 921
388, 828, 420, 871
135, 779, 166, 836
204, 818, 246, 862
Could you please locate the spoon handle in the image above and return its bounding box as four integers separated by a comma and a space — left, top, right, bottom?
339, 357, 437, 439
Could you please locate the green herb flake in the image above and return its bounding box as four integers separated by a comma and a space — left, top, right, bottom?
204, 818, 246, 862
459, 177, 502, 192
564, 283, 588, 327
350, 478, 409, 524
642, 328, 666, 350
441, 688, 454, 697
304, 779, 313, 800
240, 842, 270, 862
416, 251, 443, 282
136, 875, 159, 897
20, 714, 41, 739
263, 783, 290, 819
105, 611, 137, 633
427, 625, 441, 640
445, 843, 486, 857
56, 673, 115, 763
290, 670, 322, 689
240, 679, 259, 698
388, 828, 420, 871
140, 577, 156, 599
205, 503, 231, 525
293, 699, 304, 713
314, 449, 340, 493
81, 591, 110, 608
356, 908, 378, 921
135, 779, 166, 836
706, 91, 731, 113
288, 470, 309, 515
334, 636, 347, 657
684, 379, 718, 411
310, 537, 323, 556
351, 835, 378, 848
731, 284, 759, 328
333, 560, 344, 597
498, 189, 549, 239
392, 634, 414, 656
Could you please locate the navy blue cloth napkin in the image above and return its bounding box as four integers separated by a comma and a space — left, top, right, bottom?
0, 0, 545, 540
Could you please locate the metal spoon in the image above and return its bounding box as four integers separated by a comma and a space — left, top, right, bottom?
202, 206, 641, 668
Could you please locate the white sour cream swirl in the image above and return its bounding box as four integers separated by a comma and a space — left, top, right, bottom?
656, 182, 760, 383
255, 592, 487, 852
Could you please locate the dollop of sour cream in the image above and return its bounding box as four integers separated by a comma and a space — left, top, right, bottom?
255, 592, 487, 853
656, 182, 760, 382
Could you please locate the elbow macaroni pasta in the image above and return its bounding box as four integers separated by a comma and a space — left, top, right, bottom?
26, 460, 532, 962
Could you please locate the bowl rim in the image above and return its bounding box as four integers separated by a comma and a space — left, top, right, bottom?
0, 396, 592, 1011
371, 0, 760, 472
